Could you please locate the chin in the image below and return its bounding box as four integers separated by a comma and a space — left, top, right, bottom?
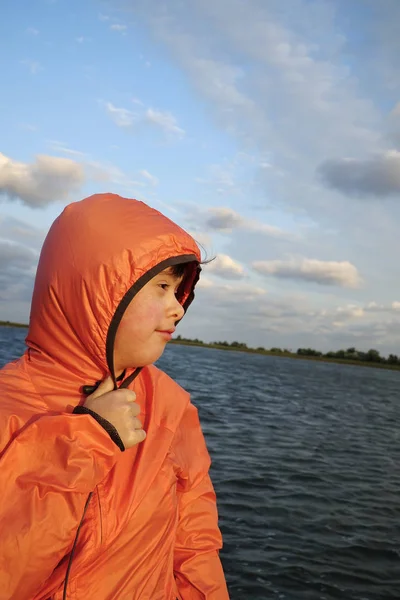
136, 350, 166, 367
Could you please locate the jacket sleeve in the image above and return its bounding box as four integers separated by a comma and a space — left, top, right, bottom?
0, 412, 121, 600
172, 402, 230, 600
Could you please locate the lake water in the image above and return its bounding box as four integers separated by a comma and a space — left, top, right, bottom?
1, 326, 400, 599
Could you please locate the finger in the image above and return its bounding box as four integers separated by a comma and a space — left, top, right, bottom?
134, 429, 146, 443
129, 402, 140, 416
117, 389, 137, 403
132, 417, 143, 430
127, 428, 146, 447
87, 375, 115, 399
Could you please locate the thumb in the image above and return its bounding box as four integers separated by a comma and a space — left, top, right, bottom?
86, 375, 115, 400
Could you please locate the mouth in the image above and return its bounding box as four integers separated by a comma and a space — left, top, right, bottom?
156, 328, 175, 340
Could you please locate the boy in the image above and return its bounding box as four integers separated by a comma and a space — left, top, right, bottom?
0, 193, 229, 599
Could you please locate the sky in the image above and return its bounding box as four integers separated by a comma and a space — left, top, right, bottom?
1, 0, 400, 355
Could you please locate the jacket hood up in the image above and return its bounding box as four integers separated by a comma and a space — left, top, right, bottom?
25, 193, 200, 395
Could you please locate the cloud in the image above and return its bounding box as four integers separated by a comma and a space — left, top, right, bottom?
195, 152, 264, 198
0, 240, 37, 305
111, 24, 128, 33
46, 141, 160, 195
139, 169, 158, 186
195, 277, 266, 305
126, 0, 380, 162
26, 27, 39, 35
187, 230, 213, 251
0, 152, 85, 208
0, 216, 46, 250
104, 101, 185, 138
99, 13, 110, 21
205, 207, 243, 230
0, 241, 38, 272
48, 140, 87, 158
104, 102, 135, 127
179, 275, 400, 353
183, 280, 400, 353
145, 108, 184, 137
20, 60, 42, 75
332, 304, 365, 321
204, 253, 246, 280
386, 104, 400, 147
318, 151, 400, 198
0, 240, 37, 317
18, 123, 38, 132
204, 206, 288, 237
252, 258, 361, 288
392, 103, 400, 117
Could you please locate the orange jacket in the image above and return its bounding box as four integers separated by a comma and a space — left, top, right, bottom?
0, 194, 229, 600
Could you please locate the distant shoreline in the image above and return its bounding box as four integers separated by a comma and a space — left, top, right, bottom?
169, 340, 400, 371
1, 321, 399, 372
0, 320, 29, 329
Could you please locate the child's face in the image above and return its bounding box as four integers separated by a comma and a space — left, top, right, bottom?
113, 267, 185, 373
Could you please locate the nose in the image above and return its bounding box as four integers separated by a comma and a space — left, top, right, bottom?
170, 295, 185, 321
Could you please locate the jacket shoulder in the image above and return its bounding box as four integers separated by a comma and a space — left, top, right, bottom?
0, 357, 48, 453
139, 364, 191, 432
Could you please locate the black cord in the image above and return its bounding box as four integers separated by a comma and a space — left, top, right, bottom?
62, 492, 93, 600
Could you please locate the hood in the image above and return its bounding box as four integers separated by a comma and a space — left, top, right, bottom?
26, 193, 200, 392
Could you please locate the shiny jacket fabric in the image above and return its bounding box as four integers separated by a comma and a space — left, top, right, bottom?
0, 194, 229, 600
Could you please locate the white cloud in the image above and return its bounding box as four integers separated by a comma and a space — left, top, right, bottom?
99, 13, 110, 21
76, 36, 91, 44
196, 276, 213, 289
204, 253, 246, 280
187, 230, 213, 251
252, 258, 361, 288
129, 0, 380, 163
46, 141, 159, 194
18, 123, 38, 132
48, 140, 87, 158
20, 60, 42, 75
105, 102, 135, 127
197, 278, 266, 302
144, 108, 184, 137
111, 24, 128, 33
139, 169, 158, 186
26, 27, 39, 35
104, 101, 185, 138
334, 305, 365, 320
0, 152, 85, 207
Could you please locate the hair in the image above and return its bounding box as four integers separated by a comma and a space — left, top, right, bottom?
171, 242, 215, 279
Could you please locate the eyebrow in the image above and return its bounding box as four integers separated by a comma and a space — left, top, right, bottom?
157, 269, 183, 281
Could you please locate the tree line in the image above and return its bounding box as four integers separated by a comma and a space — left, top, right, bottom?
173, 336, 399, 365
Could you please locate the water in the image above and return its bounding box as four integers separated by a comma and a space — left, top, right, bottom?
2, 326, 400, 599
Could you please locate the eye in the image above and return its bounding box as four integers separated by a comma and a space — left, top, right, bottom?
159, 283, 169, 291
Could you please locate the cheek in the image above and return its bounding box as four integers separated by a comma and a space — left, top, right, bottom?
118, 300, 161, 336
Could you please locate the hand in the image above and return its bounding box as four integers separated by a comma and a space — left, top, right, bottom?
84, 376, 146, 449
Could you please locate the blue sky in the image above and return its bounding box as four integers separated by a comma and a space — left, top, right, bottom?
1, 0, 400, 354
